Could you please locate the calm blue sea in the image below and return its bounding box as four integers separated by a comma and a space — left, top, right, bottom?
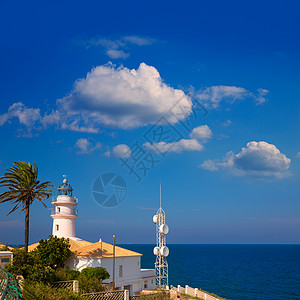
120, 244, 300, 300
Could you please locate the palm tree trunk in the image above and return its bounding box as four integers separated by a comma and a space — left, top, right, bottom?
24, 201, 29, 252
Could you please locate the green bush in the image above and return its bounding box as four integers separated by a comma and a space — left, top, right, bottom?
78, 267, 110, 294
55, 269, 80, 281
78, 275, 107, 294
80, 267, 110, 281
23, 280, 86, 300
5, 235, 71, 283
34, 235, 72, 270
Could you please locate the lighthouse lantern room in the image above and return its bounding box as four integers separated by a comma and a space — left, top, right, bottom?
51, 176, 78, 239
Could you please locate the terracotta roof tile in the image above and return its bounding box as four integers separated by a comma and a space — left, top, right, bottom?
28, 238, 93, 252
27, 239, 141, 258
73, 241, 142, 258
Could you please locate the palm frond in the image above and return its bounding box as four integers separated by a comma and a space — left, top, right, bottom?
0, 161, 54, 215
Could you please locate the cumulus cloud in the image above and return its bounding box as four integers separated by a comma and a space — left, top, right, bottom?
0, 63, 193, 134
105, 144, 131, 158
75, 138, 101, 154
189, 125, 212, 140
200, 141, 291, 179
193, 86, 269, 108
58, 62, 192, 129
0, 63, 269, 136
144, 139, 204, 154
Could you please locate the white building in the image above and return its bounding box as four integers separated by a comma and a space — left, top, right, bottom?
30, 176, 155, 295
0, 251, 13, 268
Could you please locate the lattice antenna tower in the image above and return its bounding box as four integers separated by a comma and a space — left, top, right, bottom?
153, 182, 169, 288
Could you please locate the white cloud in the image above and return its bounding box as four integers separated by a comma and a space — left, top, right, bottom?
106, 49, 129, 59
75, 138, 101, 154
0, 63, 192, 134
122, 36, 156, 46
144, 139, 204, 154
42, 110, 99, 133
200, 141, 291, 179
189, 125, 212, 140
256, 88, 269, 105
87, 38, 124, 49
84, 35, 156, 59
0, 64, 268, 136
223, 120, 232, 126
0, 102, 41, 127
0, 102, 41, 136
105, 144, 131, 158
59, 62, 192, 129
193, 86, 269, 108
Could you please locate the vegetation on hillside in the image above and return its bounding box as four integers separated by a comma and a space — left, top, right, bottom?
3, 235, 111, 298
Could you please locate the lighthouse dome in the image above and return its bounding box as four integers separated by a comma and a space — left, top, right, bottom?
58, 176, 73, 196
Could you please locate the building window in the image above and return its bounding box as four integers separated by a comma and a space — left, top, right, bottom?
151, 280, 153, 284
119, 265, 123, 277
1, 258, 10, 263
57, 207, 60, 213
56, 225, 59, 231
144, 281, 147, 289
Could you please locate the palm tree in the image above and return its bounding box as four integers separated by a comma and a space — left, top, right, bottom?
0, 161, 53, 252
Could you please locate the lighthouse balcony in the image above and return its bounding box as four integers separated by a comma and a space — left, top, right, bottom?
51, 196, 78, 205
51, 208, 78, 216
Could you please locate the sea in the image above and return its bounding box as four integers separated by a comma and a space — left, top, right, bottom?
121, 244, 300, 300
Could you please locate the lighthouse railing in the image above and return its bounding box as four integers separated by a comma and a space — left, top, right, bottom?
50, 208, 78, 216
51, 197, 78, 203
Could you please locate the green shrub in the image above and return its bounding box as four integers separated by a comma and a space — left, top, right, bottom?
78, 275, 107, 294
55, 269, 80, 281
23, 280, 86, 300
5, 236, 72, 283
80, 267, 110, 281
34, 235, 72, 270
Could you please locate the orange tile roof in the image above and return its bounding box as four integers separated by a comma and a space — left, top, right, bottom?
28, 238, 93, 252
73, 241, 142, 258
27, 239, 141, 258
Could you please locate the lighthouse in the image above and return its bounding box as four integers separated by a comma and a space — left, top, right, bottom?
51, 176, 78, 239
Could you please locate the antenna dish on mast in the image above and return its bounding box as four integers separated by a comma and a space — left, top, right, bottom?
160, 246, 169, 257
154, 182, 169, 288
153, 247, 160, 256
153, 215, 159, 224
159, 224, 169, 235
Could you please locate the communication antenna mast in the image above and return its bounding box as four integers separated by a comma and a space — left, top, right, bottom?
153, 182, 169, 288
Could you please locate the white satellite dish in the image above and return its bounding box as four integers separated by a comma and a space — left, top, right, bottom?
153, 215, 158, 224
159, 224, 169, 235
160, 246, 169, 257
153, 246, 160, 256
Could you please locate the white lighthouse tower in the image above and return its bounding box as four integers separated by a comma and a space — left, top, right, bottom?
51, 175, 78, 239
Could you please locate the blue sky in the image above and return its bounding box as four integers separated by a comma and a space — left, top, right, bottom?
0, 0, 299, 245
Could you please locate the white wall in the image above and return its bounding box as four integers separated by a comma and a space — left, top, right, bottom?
52, 217, 76, 238
65, 255, 155, 294
141, 269, 156, 290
